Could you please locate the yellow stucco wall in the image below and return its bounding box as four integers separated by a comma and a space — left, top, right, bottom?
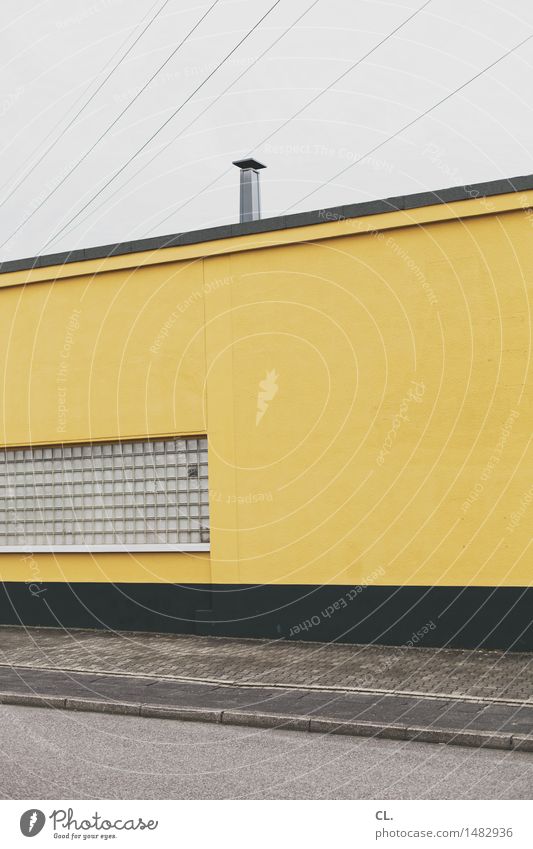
1, 190, 531, 587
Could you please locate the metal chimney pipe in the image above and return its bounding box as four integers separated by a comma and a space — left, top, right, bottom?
232, 158, 266, 223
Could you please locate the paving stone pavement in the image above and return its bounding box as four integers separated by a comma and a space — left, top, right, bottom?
0, 626, 532, 702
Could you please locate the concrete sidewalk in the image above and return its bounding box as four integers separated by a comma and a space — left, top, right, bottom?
0, 627, 531, 752
0, 664, 532, 753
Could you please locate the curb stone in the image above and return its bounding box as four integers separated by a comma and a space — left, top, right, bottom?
0, 692, 66, 709
0, 692, 527, 753
309, 719, 407, 739
222, 711, 310, 731
511, 734, 533, 752
65, 698, 140, 716
140, 705, 222, 722
407, 726, 512, 750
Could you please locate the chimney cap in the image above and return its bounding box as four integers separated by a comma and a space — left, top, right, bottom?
232, 157, 266, 171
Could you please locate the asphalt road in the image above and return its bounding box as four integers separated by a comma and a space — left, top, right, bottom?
0, 705, 531, 799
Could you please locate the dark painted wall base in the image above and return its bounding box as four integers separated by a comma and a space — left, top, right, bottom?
1, 582, 532, 651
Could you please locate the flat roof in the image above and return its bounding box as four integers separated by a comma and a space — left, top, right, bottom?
1, 172, 532, 275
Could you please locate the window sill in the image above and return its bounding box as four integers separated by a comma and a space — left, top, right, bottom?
0, 544, 210, 553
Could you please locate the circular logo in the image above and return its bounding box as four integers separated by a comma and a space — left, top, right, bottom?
20, 810, 46, 837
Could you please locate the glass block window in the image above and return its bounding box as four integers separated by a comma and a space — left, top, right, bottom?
0, 437, 209, 551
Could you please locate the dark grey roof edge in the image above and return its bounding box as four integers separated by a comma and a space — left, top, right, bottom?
1, 173, 532, 275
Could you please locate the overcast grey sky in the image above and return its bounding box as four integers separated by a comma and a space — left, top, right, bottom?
0, 0, 532, 260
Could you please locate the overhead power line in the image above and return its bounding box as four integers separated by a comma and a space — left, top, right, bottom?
0, 0, 172, 209
142, 0, 433, 236
152, 12, 532, 236
53, 0, 323, 246
38, 0, 284, 253
286, 31, 533, 211
0, 0, 223, 252
13, 2, 527, 258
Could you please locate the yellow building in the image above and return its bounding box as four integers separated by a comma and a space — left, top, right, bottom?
0, 174, 531, 650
